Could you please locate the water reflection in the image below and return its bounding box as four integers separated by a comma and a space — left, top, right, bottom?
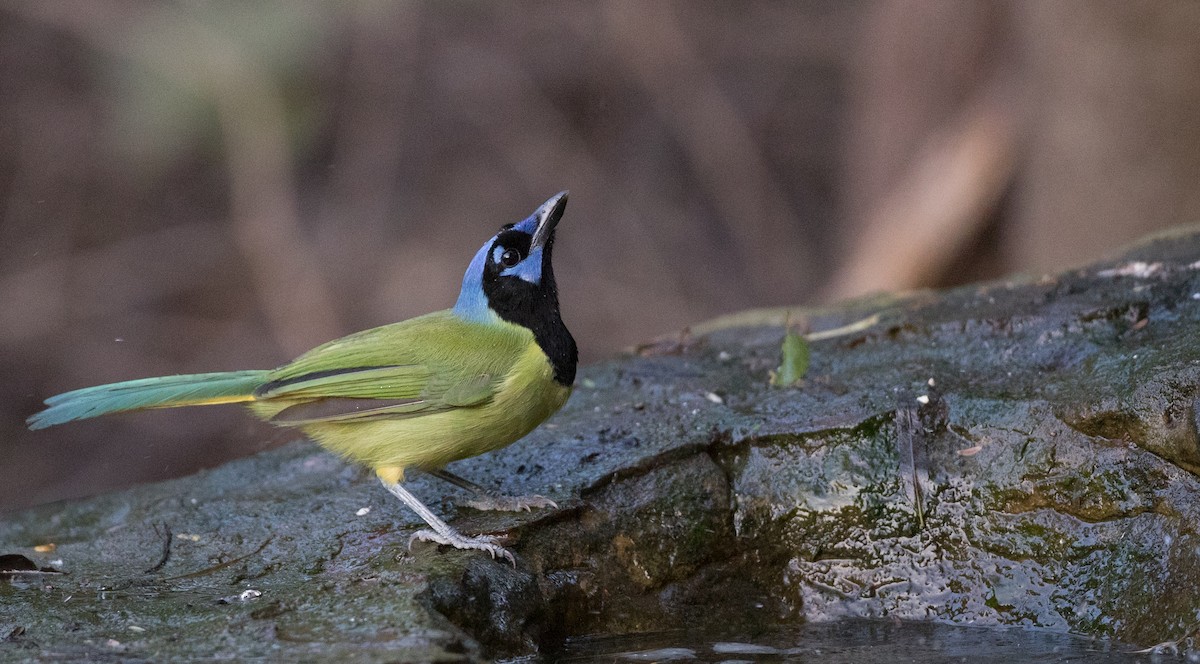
546, 620, 1178, 663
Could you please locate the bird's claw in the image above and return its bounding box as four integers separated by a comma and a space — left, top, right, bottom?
464, 494, 557, 512
408, 529, 516, 566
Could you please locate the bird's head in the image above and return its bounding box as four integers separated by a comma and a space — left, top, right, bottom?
453, 191, 576, 384
453, 191, 569, 325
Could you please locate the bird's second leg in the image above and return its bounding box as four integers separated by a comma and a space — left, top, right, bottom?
427, 468, 557, 512
377, 468, 515, 565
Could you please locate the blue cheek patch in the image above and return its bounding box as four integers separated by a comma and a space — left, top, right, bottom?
502, 246, 544, 284
453, 212, 546, 323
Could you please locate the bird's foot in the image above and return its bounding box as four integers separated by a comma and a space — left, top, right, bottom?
464, 494, 557, 512
408, 529, 515, 566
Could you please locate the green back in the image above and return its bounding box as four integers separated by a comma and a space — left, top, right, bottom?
252, 311, 533, 423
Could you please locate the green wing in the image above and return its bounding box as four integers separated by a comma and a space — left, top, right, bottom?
251, 310, 528, 425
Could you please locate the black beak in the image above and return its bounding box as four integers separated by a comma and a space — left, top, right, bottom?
531, 191, 568, 250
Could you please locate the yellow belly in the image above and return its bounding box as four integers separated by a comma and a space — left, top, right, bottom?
291, 343, 570, 472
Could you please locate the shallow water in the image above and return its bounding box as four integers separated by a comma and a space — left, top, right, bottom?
541, 620, 1185, 663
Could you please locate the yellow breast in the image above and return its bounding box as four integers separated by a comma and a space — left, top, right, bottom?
298, 342, 571, 472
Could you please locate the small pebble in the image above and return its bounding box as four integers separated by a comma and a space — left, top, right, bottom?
916, 395, 930, 404
356, 507, 370, 516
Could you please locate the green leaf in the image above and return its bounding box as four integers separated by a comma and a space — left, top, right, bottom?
771, 322, 809, 387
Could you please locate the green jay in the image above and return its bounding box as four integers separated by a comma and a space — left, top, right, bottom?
28, 192, 577, 564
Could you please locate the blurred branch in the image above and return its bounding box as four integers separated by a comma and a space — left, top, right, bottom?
824, 90, 1019, 300
317, 2, 419, 254
438, 46, 609, 207
6, 0, 343, 355
601, 0, 816, 293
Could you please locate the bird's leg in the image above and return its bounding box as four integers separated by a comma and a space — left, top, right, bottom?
377, 472, 515, 566
426, 468, 557, 512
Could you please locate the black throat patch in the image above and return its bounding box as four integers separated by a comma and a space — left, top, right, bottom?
482, 236, 577, 386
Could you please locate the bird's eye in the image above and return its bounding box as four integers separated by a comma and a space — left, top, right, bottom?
500, 249, 521, 267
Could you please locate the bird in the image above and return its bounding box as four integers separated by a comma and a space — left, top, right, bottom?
27, 192, 577, 565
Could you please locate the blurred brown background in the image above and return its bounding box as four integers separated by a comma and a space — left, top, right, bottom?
4, 0, 1200, 512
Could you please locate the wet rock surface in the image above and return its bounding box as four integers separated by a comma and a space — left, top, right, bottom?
5, 230, 1200, 660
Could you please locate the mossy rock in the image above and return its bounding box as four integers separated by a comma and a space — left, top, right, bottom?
6, 229, 1200, 659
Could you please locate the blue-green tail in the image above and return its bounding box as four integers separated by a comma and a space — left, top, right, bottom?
27, 370, 270, 430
